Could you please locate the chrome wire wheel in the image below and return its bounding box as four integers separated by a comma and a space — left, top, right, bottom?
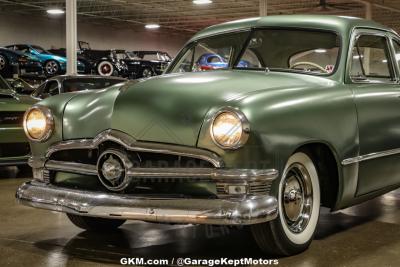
282, 163, 313, 234
0, 55, 6, 70
142, 68, 153, 78
45, 60, 59, 75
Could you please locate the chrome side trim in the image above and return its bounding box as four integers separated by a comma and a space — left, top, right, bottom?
16, 181, 278, 225
342, 148, 400, 165
45, 160, 97, 176
45, 129, 224, 168
44, 160, 279, 182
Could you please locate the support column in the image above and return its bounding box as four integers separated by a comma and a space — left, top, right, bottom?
66, 0, 77, 75
259, 0, 267, 17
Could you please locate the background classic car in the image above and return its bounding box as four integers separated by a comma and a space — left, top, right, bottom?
6, 44, 86, 76
123, 50, 171, 78
0, 75, 35, 168
49, 41, 129, 77
16, 15, 400, 256
0, 47, 43, 78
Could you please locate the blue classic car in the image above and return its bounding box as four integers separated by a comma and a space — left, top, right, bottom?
196, 53, 249, 71
0, 47, 43, 77
5, 44, 85, 76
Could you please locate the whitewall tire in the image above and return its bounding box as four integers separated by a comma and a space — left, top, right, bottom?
97, 61, 114, 76
251, 151, 321, 256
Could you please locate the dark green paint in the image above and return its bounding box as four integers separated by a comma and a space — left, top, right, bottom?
29, 15, 400, 210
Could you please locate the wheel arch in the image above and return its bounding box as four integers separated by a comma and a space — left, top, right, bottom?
292, 141, 341, 210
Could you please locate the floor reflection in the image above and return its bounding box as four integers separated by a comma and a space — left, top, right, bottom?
0, 166, 32, 179
1, 176, 400, 267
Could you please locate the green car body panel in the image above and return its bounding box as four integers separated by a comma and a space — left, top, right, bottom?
21, 15, 400, 223
0, 89, 36, 165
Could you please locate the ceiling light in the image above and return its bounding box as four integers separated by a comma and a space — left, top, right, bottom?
193, 0, 213, 5
315, 49, 327, 53
145, 24, 160, 29
46, 9, 65, 15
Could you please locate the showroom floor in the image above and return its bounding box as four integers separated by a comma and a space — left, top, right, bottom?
1, 167, 399, 267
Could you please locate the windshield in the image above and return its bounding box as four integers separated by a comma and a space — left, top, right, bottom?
169, 31, 251, 73
32, 45, 51, 55
169, 29, 340, 75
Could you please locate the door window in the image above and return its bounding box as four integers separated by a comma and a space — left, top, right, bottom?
350, 34, 394, 82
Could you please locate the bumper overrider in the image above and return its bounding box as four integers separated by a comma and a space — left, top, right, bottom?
16, 130, 279, 225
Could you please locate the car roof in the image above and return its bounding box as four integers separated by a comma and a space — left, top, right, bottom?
189, 15, 396, 42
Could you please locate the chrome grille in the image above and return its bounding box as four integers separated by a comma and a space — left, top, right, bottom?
0, 111, 24, 125
43, 169, 51, 183
216, 181, 272, 197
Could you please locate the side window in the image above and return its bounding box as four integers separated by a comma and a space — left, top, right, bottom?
350, 34, 394, 82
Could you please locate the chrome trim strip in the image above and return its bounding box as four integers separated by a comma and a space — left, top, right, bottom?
16, 181, 278, 225
342, 148, 400, 165
45, 129, 224, 168
45, 160, 279, 182
45, 161, 97, 176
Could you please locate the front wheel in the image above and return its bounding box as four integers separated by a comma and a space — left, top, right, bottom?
251, 152, 321, 256
66, 214, 126, 231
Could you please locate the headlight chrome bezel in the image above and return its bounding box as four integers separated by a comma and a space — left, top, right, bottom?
210, 107, 250, 150
23, 105, 54, 142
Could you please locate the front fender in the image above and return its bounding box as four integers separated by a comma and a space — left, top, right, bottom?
29, 93, 81, 159
197, 84, 358, 173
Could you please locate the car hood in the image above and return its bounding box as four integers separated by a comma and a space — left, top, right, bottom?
108, 70, 335, 146
0, 90, 36, 112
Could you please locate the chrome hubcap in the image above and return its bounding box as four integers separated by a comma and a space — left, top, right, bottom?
97, 150, 132, 192
45, 61, 58, 74
0, 56, 5, 70
101, 155, 123, 186
282, 163, 313, 233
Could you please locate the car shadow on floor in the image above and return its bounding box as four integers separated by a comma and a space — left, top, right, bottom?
32, 200, 395, 266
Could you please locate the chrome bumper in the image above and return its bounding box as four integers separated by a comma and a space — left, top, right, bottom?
16, 181, 278, 225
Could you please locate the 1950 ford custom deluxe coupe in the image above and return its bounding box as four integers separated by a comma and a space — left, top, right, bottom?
16, 15, 400, 256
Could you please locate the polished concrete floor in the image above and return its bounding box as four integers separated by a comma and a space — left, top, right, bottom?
1, 167, 400, 267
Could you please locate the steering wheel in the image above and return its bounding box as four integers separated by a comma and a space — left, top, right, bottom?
290, 61, 328, 73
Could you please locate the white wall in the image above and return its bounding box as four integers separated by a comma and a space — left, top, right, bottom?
0, 14, 190, 57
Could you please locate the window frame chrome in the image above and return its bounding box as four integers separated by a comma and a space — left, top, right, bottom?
346, 28, 399, 85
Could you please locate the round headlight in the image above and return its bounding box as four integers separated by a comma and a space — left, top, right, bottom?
23, 106, 54, 142
211, 108, 250, 149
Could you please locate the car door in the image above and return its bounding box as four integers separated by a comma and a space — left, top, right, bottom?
348, 29, 400, 196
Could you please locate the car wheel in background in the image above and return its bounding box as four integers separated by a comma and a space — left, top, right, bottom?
250, 152, 321, 256
0, 54, 8, 72
97, 61, 114, 76
44, 60, 60, 76
142, 67, 153, 78
66, 213, 126, 231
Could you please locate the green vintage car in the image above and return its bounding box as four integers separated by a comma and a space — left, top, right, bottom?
16, 15, 400, 256
0, 76, 36, 167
